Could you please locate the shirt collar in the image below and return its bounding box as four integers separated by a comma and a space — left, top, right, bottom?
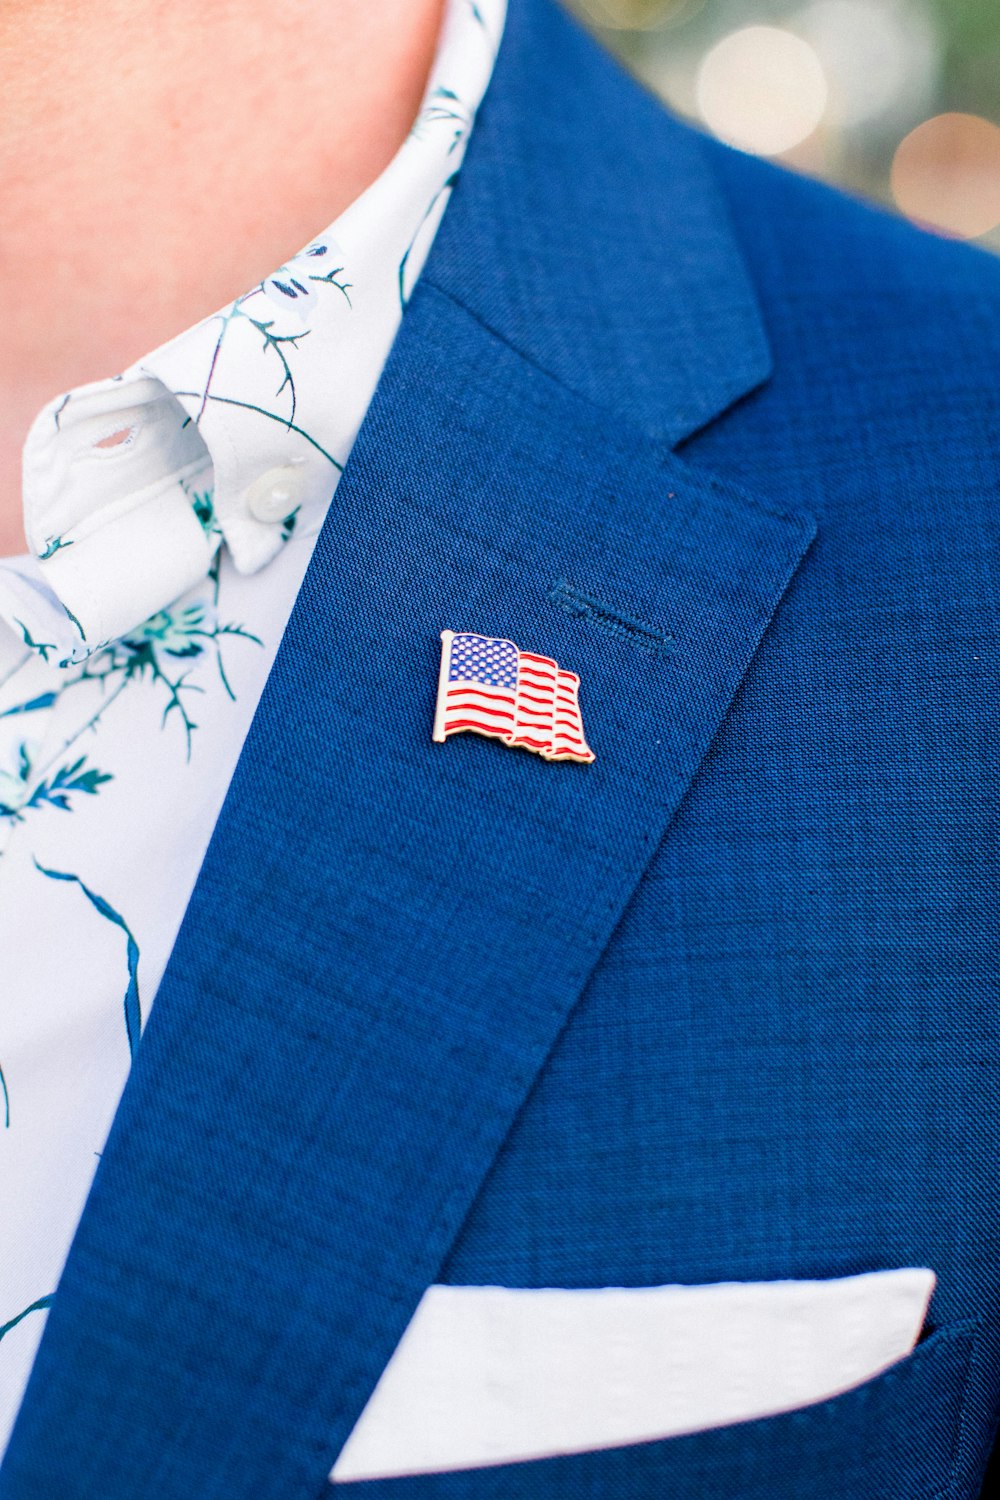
9, 0, 506, 662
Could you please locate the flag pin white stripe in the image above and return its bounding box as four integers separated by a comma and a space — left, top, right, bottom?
432, 630, 595, 763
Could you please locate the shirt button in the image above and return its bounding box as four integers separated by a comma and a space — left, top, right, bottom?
246, 466, 305, 524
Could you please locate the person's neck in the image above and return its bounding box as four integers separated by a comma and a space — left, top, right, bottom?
0, 0, 446, 555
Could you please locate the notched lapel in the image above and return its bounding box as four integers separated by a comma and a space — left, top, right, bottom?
2, 284, 815, 1500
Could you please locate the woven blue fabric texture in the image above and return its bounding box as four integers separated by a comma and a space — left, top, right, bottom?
2, 0, 999, 1496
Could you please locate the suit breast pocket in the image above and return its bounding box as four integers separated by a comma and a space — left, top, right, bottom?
329, 1318, 983, 1500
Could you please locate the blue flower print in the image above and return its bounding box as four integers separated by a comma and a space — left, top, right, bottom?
261, 239, 352, 323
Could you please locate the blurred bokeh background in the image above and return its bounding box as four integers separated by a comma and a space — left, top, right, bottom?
566, 0, 1000, 250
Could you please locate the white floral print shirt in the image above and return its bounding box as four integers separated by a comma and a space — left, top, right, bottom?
0, 0, 506, 1454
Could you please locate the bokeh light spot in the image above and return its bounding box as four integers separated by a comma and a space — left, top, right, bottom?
891, 112, 1000, 240
696, 26, 828, 157
795, 0, 936, 129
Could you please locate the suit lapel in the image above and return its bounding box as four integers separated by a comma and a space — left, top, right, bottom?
424, 0, 772, 444
0, 4, 813, 1498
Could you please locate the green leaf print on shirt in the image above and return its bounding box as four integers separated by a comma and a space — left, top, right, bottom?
417, 87, 472, 153
0, 588, 261, 834
0, 1061, 8, 1128
0, 692, 58, 720
38, 536, 73, 561
108, 601, 263, 754
188, 488, 223, 542
0, 742, 111, 825
187, 241, 352, 442
399, 173, 460, 309
28, 757, 113, 813
44, 596, 264, 762
0, 1294, 55, 1344
34, 861, 142, 1057
14, 621, 57, 663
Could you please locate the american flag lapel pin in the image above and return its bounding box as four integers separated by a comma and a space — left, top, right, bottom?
432, 630, 595, 763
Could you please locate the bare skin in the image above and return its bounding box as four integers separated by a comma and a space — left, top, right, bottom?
0, 0, 446, 554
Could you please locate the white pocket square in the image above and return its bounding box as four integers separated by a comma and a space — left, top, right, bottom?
331, 1267, 935, 1482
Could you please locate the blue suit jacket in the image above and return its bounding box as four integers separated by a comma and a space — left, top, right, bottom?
3, 0, 1000, 1495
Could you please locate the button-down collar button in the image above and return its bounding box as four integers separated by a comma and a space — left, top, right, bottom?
246, 466, 306, 524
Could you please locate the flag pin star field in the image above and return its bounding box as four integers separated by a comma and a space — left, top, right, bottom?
432, 630, 595, 763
